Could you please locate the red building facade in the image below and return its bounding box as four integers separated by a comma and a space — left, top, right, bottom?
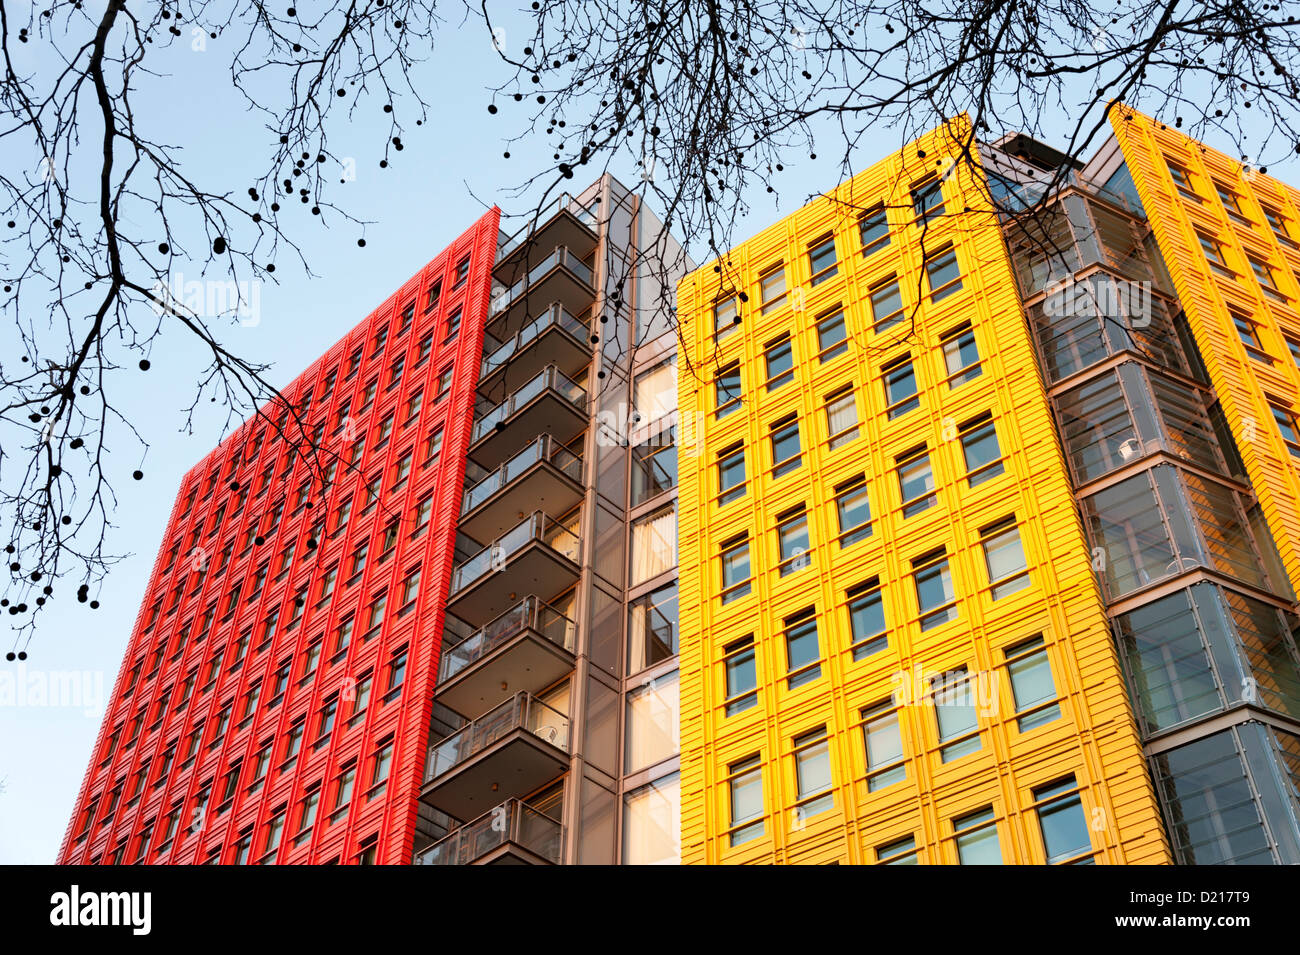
58, 208, 501, 865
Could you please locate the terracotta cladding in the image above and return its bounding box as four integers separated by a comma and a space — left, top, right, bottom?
673, 118, 1169, 864
58, 207, 501, 865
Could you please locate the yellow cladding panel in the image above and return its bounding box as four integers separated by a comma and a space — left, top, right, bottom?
674, 117, 1170, 865
1110, 106, 1300, 599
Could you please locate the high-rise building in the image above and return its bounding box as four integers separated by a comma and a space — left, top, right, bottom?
60, 178, 692, 866
61, 109, 1300, 866
673, 109, 1300, 865
59, 210, 502, 865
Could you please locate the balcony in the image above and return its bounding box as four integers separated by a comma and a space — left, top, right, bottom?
489, 247, 596, 338
495, 192, 598, 273
460, 435, 584, 544
420, 692, 570, 821
414, 799, 563, 865
480, 303, 591, 394
468, 365, 587, 470
447, 511, 581, 625
438, 596, 576, 716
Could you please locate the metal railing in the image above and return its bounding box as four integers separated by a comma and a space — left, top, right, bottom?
438, 595, 576, 684
496, 193, 598, 260
414, 798, 563, 865
461, 436, 583, 515
490, 247, 594, 317
424, 691, 571, 783
482, 304, 590, 378
449, 511, 581, 595
470, 366, 586, 445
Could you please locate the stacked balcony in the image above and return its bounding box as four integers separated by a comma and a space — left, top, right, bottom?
420, 194, 600, 862
414, 798, 563, 865
419, 691, 571, 821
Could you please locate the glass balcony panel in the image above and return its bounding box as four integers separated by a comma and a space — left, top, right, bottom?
415, 799, 563, 865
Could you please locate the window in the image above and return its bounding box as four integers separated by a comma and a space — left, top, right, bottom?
296, 789, 320, 841
722, 636, 758, 715
776, 507, 811, 576
444, 305, 462, 342
370, 741, 394, 797
980, 517, 1030, 599
784, 608, 821, 689
912, 175, 945, 221
1230, 308, 1270, 360
876, 834, 919, 865
453, 255, 470, 288
631, 429, 677, 505
713, 296, 739, 342
390, 452, 412, 491
862, 700, 905, 791
727, 755, 765, 846
792, 726, 833, 820
404, 390, 423, 424
1166, 158, 1200, 201
770, 414, 802, 477
627, 582, 678, 674
815, 307, 848, 362
1286, 335, 1300, 370
261, 811, 286, 860
1214, 180, 1250, 225
1197, 231, 1234, 277
1263, 204, 1298, 249
896, 446, 936, 517
959, 413, 1005, 485
764, 334, 794, 390
332, 497, 352, 536
334, 617, 355, 658
396, 304, 415, 336
847, 578, 886, 660
435, 366, 453, 402
924, 245, 963, 300
411, 496, 433, 536
370, 325, 388, 358
953, 806, 1002, 864
332, 765, 356, 818
1249, 255, 1288, 302
397, 567, 421, 615
625, 670, 680, 772
715, 362, 742, 419
373, 413, 394, 449
869, 277, 904, 332
630, 504, 677, 585
1271, 403, 1300, 458
283, 721, 305, 765
415, 332, 433, 367
882, 355, 919, 419
424, 279, 442, 312
633, 357, 677, 424
423, 427, 444, 466
1033, 777, 1093, 864
363, 591, 388, 640
720, 536, 752, 603
933, 666, 980, 761
859, 205, 890, 256
759, 264, 787, 314
1005, 634, 1060, 731
622, 773, 680, 865
315, 697, 338, 745
824, 385, 859, 449
834, 476, 872, 546
316, 565, 338, 607
807, 233, 838, 285
913, 548, 957, 630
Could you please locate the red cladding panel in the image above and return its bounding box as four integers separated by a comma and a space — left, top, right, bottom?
58, 208, 501, 864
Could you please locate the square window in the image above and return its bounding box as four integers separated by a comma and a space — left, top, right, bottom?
723, 637, 758, 716
816, 308, 848, 362
882, 356, 920, 419
896, 447, 936, 517
980, 517, 1030, 600
717, 444, 747, 505
1005, 634, 1061, 732
792, 726, 834, 819
776, 508, 811, 577
835, 477, 872, 547
870, 278, 904, 332
824, 386, 859, 449
847, 579, 886, 660
759, 265, 787, 314
859, 205, 890, 256
770, 415, 802, 477
862, 701, 905, 791
924, 246, 963, 301
784, 610, 821, 689
913, 550, 957, 631
764, 335, 795, 390
808, 234, 838, 285
720, 537, 752, 604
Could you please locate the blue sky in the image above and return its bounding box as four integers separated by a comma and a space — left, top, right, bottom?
3, 11, 1297, 864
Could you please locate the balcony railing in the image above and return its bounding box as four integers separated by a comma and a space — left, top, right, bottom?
497, 193, 598, 260
450, 511, 581, 595
439, 595, 575, 684
482, 304, 589, 379
471, 366, 586, 445
414, 798, 563, 865
462, 436, 583, 516
490, 247, 594, 317
424, 691, 571, 783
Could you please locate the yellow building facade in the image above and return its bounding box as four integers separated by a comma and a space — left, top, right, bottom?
674, 118, 1172, 865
